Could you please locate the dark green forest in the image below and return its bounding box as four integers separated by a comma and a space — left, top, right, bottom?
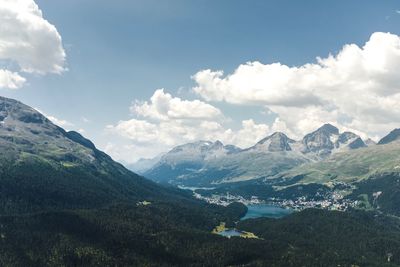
2, 204, 400, 266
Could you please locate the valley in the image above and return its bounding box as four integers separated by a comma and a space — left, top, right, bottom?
133, 123, 400, 219
1, 96, 400, 266
3, 2, 400, 266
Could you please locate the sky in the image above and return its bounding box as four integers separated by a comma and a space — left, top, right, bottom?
1, 0, 400, 163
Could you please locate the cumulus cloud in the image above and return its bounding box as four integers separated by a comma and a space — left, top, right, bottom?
228, 119, 270, 148
108, 119, 159, 144
107, 32, 400, 162
107, 117, 271, 163
106, 90, 272, 162
131, 89, 223, 121
0, 0, 66, 89
0, 69, 26, 89
193, 32, 400, 138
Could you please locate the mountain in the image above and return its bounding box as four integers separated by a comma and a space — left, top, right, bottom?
143, 140, 242, 184
126, 154, 162, 174
0, 95, 251, 215
0, 96, 186, 214
143, 135, 311, 186
142, 124, 367, 187
283, 140, 400, 186
195, 126, 400, 218
301, 123, 340, 156
274, 135, 400, 218
302, 123, 366, 157
246, 132, 296, 152
188, 151, 310, 186
161, 140, 241, 164
336, 131, 367, 150
378, 128, 400, 144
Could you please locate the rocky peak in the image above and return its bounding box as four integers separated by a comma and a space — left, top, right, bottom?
0, 97, 50, 125
317, 123, 340, 135
0, 96, 65, 142
0, 96, 110, 168
302, 124, 367, 156
302, 124, 339, 156
378, 129, 400, 145
335, 132, 366, 149
252, 132, 295, 152
209, 140, 224, 149
160, 140, 241, 165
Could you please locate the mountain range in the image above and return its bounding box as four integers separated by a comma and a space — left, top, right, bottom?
135, 123, 382, 186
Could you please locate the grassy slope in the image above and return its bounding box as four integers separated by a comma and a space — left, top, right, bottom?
281, 142, 400, 185
177, 151, 310, 186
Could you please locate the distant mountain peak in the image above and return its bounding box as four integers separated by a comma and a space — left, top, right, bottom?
252, 132, 295, 152
213, 140, 223, 146
302, 124, 365, 156
335, 132, 366, 150
157, 139, 241, 167
257, 132, 294, 143
316, 123, 339, 135
378, 128, 400, 145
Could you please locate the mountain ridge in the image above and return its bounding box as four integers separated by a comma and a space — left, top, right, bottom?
138, 123, 378, 186
0, 95, 209, 215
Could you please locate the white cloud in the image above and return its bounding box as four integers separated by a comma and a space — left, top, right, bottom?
106, 90, 272, 162
106, 32, 400, 162
107, 117, 271, 163
0, 0, 66, 89
227, 119, 270, 148
131, 89, 223, 121
193, 32, 400, 138
0, 69, 26, 89
107, 119, 159, 144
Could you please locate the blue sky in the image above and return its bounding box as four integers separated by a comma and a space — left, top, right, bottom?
1, 1, 400, 163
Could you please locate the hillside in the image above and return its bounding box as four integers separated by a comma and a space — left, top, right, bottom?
282, 141, 400, 185
0, 96, 199, 214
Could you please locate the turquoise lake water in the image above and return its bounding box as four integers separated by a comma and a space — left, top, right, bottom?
241, 204, 293, 220
218, 204, 293, 238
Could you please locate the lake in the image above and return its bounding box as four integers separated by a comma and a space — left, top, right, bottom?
217, 204, 293, 238
241, 204, 293, 220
